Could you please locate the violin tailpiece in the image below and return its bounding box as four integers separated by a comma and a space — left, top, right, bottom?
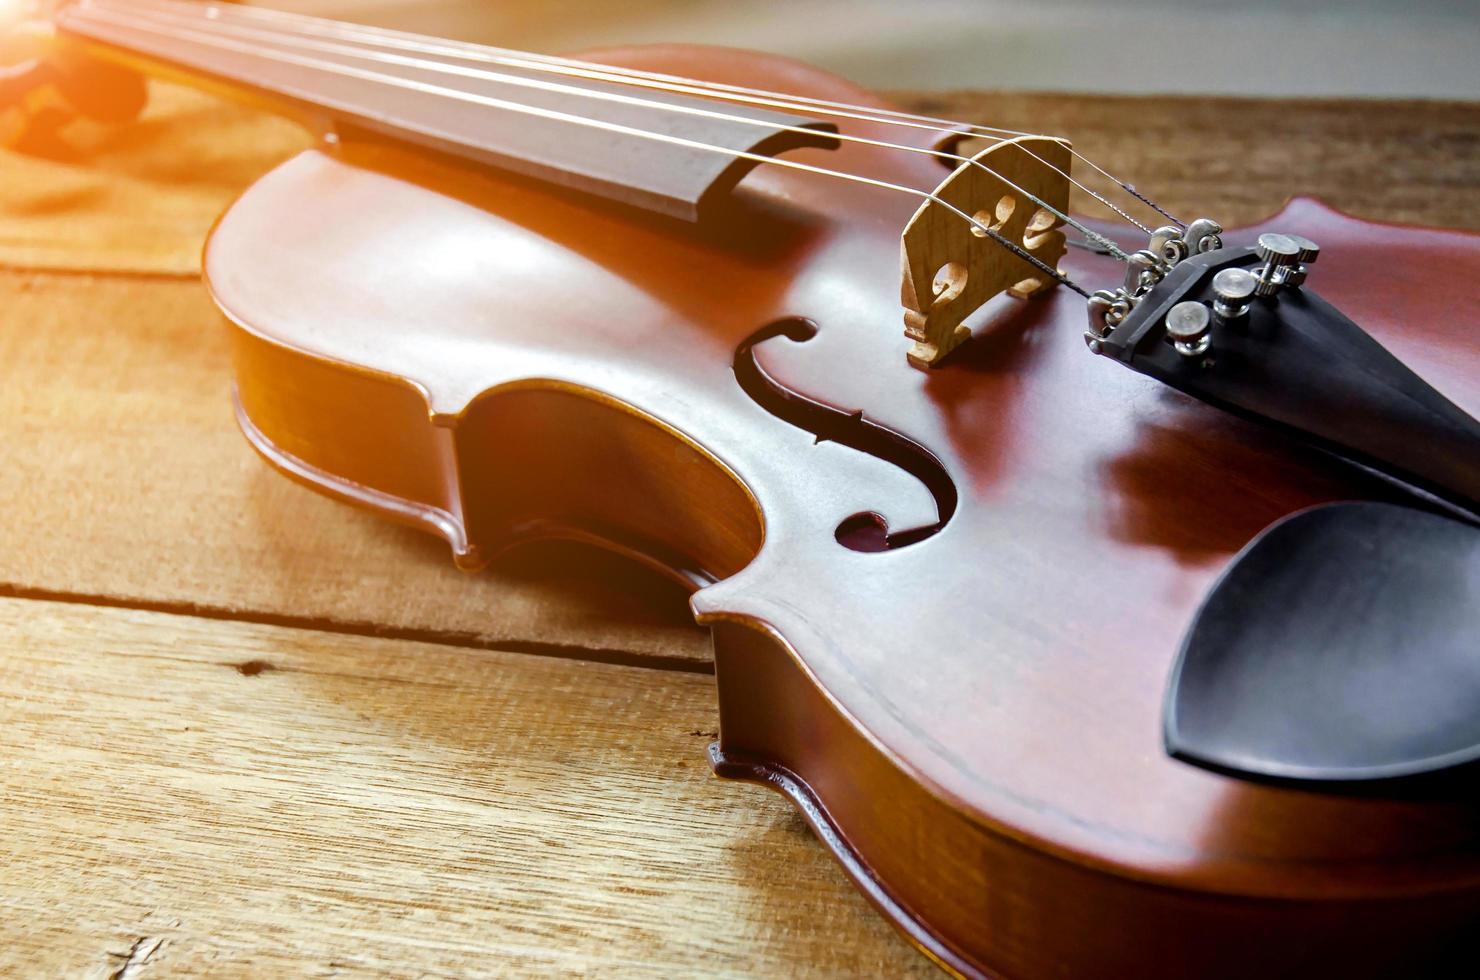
899, 135, 1070, 369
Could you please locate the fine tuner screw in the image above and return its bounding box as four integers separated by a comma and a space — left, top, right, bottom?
1254, 232, 1320, 295
1254, 233, 1300, 296
1282, 233, 1320, 288
1211, 267, 1258, 325
1288, 234, 1320, 264
1166, 301, 1212, 358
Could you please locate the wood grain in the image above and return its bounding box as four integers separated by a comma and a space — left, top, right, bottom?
0, 84, 308, 275
903, 91, 1480, 233
5, 83, 1475, 279
0, 596, 929, 977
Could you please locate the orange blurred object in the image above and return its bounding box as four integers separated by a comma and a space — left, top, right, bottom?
1, 10, 146, 151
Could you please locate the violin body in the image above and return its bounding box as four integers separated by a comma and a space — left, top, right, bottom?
207, 44, 1480, 977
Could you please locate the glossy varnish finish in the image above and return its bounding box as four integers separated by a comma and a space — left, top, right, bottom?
208, 46, 1480, 978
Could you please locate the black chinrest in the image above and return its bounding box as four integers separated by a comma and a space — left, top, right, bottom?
1166, 501, 1480, 786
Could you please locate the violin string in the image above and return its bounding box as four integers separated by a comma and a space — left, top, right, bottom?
252, 0, 1174, 234
70, 3, 1092, 297
215, 0, 1162, 236
211, 0, 1180, 232
93, 0, 1173, 235
89, 0, 1130, 258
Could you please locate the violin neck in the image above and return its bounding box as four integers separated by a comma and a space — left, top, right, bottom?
54, 0, 838, 220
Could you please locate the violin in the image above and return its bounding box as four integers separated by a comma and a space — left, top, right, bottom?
8, 1, 1480, 976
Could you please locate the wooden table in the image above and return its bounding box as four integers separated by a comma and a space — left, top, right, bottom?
2, 82, 1476, 976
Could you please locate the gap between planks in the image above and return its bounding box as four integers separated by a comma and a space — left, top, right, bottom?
0, 584, 716, 675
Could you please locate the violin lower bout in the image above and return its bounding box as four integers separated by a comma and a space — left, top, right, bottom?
708, 620, 1479, 978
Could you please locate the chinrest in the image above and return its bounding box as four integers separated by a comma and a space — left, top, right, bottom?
1166, 501, 1480, 786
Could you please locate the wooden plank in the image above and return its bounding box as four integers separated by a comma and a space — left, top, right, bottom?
0, 267, 710, 665
6, 82, 1476, 280
913, 91, 1480, 234
0, 83, 310, 275
0, 596, 930, 976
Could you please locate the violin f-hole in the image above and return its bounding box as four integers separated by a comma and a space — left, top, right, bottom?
732, 318, 957, 551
